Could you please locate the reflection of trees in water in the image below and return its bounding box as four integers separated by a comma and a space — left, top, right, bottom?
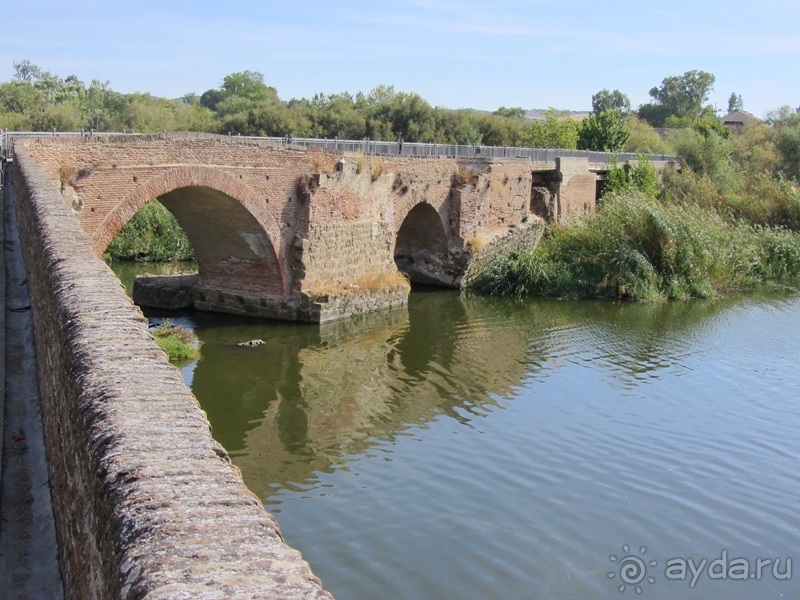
542, 292, 790, 384
189, 291, 547, 500
186, 288, 795, 500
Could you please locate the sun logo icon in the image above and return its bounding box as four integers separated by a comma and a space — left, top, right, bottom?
608, 545, 657, 594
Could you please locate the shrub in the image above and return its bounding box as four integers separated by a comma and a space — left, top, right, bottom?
105, 200, 195, 262
468, 190, 800, 302
604, 156, 659, 199
724, 173, 800, 230
666, 128, 738, 192
153, 319, 202, 361
623, 116, 674, 155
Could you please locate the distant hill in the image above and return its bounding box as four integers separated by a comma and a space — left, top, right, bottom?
459, 107, 592, 121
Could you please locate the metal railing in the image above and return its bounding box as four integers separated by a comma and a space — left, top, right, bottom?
1, 129, 126, 162
246, 135, 679, 165
1, 129, 680, 166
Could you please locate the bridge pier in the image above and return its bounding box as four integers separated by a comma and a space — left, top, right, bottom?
133, 271, 411, 324
554, 157, 598, 220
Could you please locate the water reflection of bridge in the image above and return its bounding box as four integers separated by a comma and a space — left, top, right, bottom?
188, 291, 540, 498
187, 291, 754, 500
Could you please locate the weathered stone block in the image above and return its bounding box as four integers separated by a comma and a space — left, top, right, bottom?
132, 273, 199, 310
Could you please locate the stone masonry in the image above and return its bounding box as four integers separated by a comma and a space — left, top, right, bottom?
21, 133, 602, 322
11, 145, 334, 599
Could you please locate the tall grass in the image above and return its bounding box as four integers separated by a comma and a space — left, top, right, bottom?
469, 190, 800, 301
105, 200, 195, 262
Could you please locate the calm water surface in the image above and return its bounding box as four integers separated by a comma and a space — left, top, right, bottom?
113, 263, 800, 599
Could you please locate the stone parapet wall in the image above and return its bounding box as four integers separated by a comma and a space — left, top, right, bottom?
11, 147, 333, 599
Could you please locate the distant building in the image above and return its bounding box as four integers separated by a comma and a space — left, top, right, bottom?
719, 110, 762, 133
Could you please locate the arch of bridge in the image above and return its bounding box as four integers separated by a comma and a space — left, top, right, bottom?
91, 166, 289, 295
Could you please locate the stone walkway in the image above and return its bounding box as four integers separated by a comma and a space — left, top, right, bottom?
0, 163, 64, 599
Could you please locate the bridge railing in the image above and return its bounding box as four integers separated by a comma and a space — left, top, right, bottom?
252, 135, 679, 165
0, 130, 681, 166
1, 130, 126, 162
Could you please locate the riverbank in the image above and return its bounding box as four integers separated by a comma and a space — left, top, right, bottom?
468, 187, 800, 301
469, 120, 800, 302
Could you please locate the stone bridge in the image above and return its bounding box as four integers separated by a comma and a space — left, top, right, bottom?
2, 135, 677, 598
20, 133, 615, 322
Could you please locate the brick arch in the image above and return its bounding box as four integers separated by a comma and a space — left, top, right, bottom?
395, 203, 449, 256
394, 201, 456, 286
391, 194, 451, 246
92, 166, 289, 295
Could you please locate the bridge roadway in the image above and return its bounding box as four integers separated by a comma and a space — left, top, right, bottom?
0, 164, 64, 598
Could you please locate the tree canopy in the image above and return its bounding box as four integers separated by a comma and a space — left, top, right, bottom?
727, 92, 744, 114
3, 60, 794, 172
591, 89, 631, 115
638, 70, 716, 127
577, 110, 629, 152
519, 109, 580, 149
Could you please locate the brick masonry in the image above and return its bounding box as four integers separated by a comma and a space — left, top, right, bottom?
554, 157, 597, 220
11, 145, 334, 599
21, 134, 597, 322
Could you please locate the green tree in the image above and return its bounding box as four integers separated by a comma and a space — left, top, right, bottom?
591, 89, 631, 115
727, 92, 743, 114
386, 91, 437, 141
767, 105, 800, 127
199, 88, 223, 111
12, 60, 41, 83
493, 106, 526, 119
636, 103, 671, 129
733, 122, 777, 173
247, 98, 312, 137
106, 200, 194, 262
638, 70, 716, 127
623, 116, 673, 154
0, 80, 41, 116
30, 103, 83, 131
519, 108, 580, 149
221, 71, 275, 103
577, 110, 629, 151
5, 61, 88, 125
457, 126, 483, 146
774, 122, 800, 182
475, 112, 525, 146
84, 79, 120, 130
667, 127, 735, 186
691, 115, 731, 139
308, 92, 367, 139
201, 70, 281, 133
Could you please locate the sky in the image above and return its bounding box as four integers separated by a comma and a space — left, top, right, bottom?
3, 0, 799, 119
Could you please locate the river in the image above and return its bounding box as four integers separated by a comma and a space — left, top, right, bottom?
112, 262, 800, 599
